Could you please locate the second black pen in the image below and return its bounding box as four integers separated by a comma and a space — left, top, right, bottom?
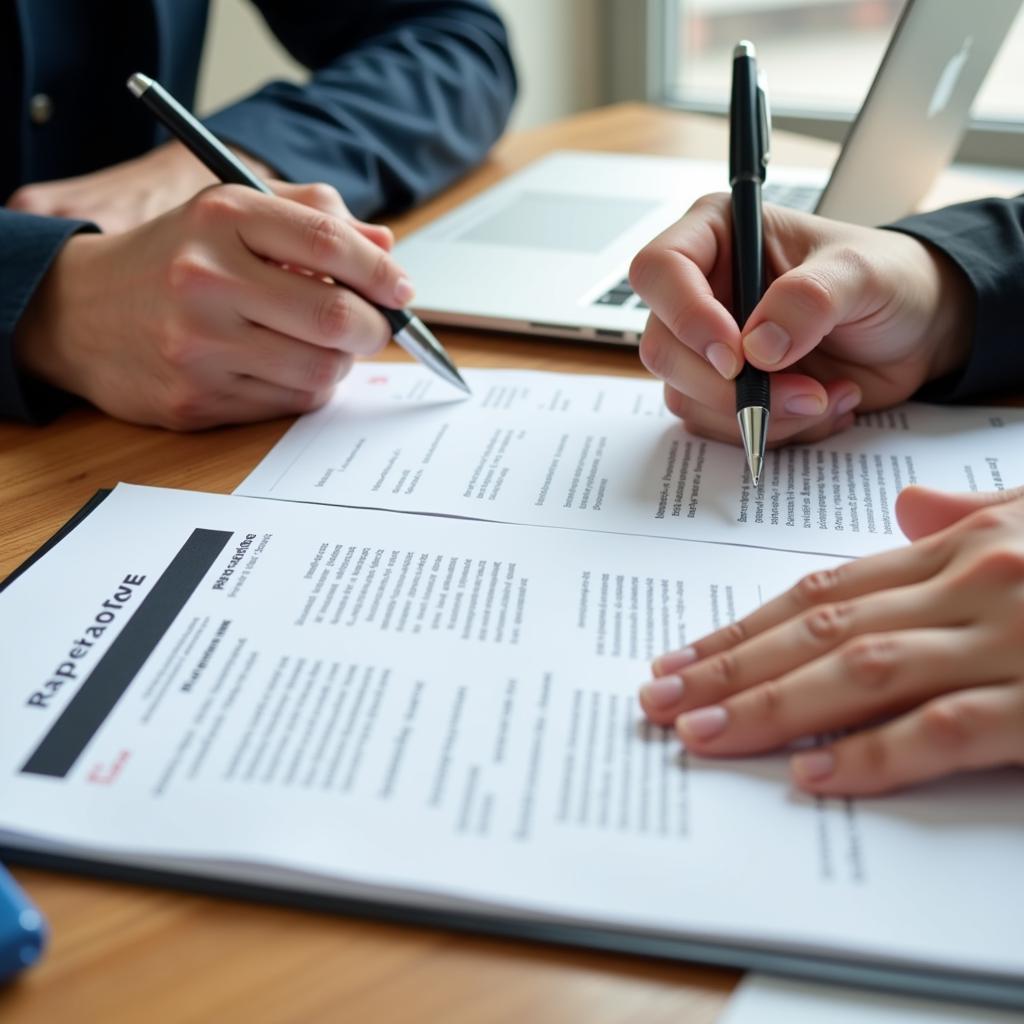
729, 42, 772, 485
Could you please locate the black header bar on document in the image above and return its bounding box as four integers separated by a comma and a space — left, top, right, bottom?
21, 529, 233, 779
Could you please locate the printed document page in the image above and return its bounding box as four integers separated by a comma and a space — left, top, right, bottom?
236, 364, 1024, 558
720, 974, 1023, 1024
1, 485, 1022, 982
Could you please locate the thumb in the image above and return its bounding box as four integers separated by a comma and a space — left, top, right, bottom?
895, 484, 1024, 541
741, 246, 879, 371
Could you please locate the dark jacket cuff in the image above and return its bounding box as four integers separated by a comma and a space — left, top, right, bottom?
0, 210, 97, 423
884, 196, 1024, 403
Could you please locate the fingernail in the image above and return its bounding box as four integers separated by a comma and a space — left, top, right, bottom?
705, 341, 738, 379
677, 705, 728, 742
784, 394, 827, 416
835, 389, 861, 416
744, 322, 791, 365
653, 646, 698, 676
792, 749, 836, 783
394, 276, 415, 305
640, 675, 684, 709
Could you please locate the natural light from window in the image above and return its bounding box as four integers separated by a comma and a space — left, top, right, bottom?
669, 0, 1024, 122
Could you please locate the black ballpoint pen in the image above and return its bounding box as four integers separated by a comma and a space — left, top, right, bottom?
126, 72, 470, 396
730, 42, 771, 485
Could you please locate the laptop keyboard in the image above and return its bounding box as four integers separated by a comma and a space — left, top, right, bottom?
762, 182, 822, 211
593, 278, 649, 309
589, 184, 822, 310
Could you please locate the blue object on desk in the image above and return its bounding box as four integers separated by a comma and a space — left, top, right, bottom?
0, 863, 46, 983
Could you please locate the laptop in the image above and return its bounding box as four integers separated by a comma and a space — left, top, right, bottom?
394, 0, 1021, 345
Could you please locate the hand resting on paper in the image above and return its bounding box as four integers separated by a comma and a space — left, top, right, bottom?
640, 485, 1024, 795
628, 193, 973, 448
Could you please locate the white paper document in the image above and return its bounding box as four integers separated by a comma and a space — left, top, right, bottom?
2, 485, 1022, 993
720, 974, 1023, 1024
236, 363, 1024, 558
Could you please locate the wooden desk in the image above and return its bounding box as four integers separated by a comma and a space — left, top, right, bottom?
0, 104, 1006, 1023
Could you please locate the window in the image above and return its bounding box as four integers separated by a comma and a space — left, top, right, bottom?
652, 0, 1024, 161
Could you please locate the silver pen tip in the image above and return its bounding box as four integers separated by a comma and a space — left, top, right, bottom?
737, 405, 769, 489
734, 40, 756, 59
393, 319, 471, 396
127, 73, 153, 98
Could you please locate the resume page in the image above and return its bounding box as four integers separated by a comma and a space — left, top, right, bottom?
236, 364, 1024, 558
720, 975, 1022, 1024
1, 485, 1022, 981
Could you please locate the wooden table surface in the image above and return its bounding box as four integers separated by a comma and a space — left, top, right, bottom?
0, 103, 1009, 1024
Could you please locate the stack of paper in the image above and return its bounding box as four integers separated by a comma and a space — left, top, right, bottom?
1, 366, 1021, 1009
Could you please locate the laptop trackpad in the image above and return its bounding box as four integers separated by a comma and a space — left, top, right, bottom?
456, 191, 660, 253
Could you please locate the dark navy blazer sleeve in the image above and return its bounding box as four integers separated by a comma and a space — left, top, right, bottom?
0, 0, 515, 423
205, 0, 517, 219
0, 210, 98, 423
886, 195, 1024, 402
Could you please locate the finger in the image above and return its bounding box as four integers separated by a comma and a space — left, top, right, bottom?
668, 398, 838, 449
896, 484, 1024, 541
631, 194, 742, 380
672, 625, 1013, 756
641, 576, 962, 726
642, 317, 738, 410
198, 186, 411, 308
667, 378, 860, 449
770, 409, 858, 446
221, 326, 355, 392
790, 680, 1024, 795
655, 337, 836, 420
224, 377, 336, 423
235, 257, 392, 356
352, 221, 395, 251
652, 536, 953, 679
271, 181, 351, 217
7, 183, 51, 214
159, 376, 335, 431
272, 181, 394, 251
741, 241, 884, 372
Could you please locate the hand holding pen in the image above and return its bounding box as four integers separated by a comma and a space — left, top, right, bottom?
629, 68, 898, 456
17, 76, 467, 429
128, 74, 469, 396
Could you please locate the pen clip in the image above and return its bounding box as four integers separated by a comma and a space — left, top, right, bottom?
757, 70, 772, 170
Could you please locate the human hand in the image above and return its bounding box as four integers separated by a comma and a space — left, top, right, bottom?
638, 485, 1024, 795
14, 183, 407, 429
5, 141, 394, 250
629, 194, 974, 447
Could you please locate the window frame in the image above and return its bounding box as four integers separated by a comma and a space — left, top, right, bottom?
622, 0, 1024, 168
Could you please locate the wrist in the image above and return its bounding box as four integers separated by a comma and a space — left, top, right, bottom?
14, 234, 110, 399
917, 238, 974, 383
